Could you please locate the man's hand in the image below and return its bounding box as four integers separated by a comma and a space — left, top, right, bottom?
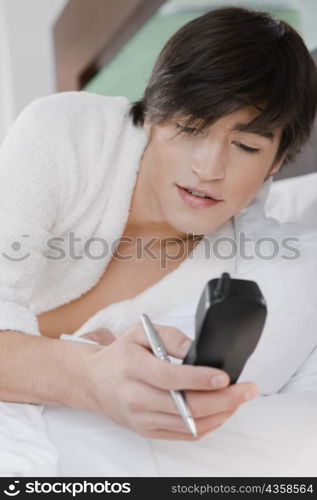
82, 323, 259, 440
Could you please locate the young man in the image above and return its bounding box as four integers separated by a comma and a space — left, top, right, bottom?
0, 7, 316, 475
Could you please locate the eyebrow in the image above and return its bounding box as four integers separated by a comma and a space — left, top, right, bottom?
232, 122, 274, 142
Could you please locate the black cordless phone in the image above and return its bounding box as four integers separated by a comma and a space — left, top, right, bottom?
182, 272, 267, 383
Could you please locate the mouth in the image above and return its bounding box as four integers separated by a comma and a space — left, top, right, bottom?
175, 184, 223, 209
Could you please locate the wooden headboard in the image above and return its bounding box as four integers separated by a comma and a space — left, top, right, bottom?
53, 0, 166, 91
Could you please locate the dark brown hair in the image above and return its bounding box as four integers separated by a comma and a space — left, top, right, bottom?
129, 6, 317, 166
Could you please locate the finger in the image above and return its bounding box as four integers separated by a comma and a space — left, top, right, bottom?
125, 322, 231, 385
138, 427, 200, 440
120, 380, 179, 414
133, 408, 235, 435
81, 328, 115, 346
185, 383, 260, 418
121, 378, 258, 420
155, 382, 258, 417
129, 346, 234, 391
138, 428, 212, 441
125, 321, 193, 360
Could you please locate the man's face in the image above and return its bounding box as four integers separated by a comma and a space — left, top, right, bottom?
140, 106, 284, 237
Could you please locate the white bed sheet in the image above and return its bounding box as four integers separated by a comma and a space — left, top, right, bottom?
41, 341, 317, 477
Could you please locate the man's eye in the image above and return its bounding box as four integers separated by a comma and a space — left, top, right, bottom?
235, 142, 260, 154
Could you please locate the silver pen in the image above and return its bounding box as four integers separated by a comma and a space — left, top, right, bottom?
140, 313, 197, 438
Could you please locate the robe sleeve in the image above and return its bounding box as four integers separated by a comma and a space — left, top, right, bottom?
0, 97, 59, 335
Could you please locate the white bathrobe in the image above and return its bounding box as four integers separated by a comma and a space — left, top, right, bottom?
0, 91, 316, 476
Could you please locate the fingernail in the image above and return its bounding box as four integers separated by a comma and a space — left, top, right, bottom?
211, 374, 228, 387
244, 386, 260, 401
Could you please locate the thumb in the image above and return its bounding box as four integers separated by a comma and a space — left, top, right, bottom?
154, 324, 192, 359
81, 327, 116, 346
131, 322, 192, 359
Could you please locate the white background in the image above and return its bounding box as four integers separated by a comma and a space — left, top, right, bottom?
0, 0, 67, 141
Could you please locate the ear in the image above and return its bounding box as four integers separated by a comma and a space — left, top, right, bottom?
269, 154, 286, 175
143, 118, 152, 137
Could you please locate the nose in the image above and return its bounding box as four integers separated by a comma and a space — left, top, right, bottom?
191, 140, 226, 181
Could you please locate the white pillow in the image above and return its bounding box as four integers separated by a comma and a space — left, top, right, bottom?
266, 172, 317, 225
